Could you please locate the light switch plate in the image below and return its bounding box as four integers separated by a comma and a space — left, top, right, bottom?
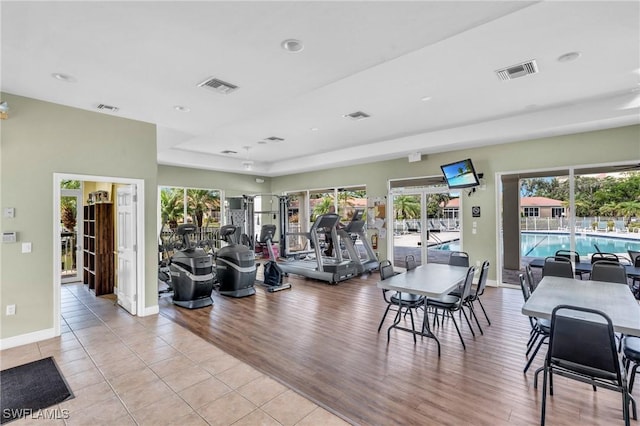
21, 242, 32, 253
2, 232, 17, 243
3, 207, 15, 218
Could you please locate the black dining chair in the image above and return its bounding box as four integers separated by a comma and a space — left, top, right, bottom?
426, 266, 476, 350
448, 251, 470, 267
628, 250, 640, 298
464, 260, 491, 334
542, 256, 574, 279
623, 336, 640, 394
405, 254, 417, 271
519, 274, 550, 374
525, 264, 538, 292
555, 249, 585, 279
539, 305, 636, 426
591, 252, 620, 264
377, 260, 424, 343
591, 260, 628, 284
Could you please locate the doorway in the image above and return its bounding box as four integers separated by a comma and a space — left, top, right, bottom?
60, 187, 83, 283
389, 182, 461, 267
53, 173, 146, 336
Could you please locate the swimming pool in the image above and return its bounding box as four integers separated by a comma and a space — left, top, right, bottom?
432, 233, 640, 257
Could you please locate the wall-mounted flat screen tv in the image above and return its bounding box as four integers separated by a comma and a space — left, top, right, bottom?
440, 158, 480, 189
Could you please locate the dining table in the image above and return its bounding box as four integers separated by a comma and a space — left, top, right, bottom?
522, 276, 640, 335
377, 262, 469, 356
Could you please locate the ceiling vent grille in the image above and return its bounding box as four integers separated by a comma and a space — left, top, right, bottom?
495, 60, 538, 81
343, 111, 371, 120
265, 136, 285, 142
96, 104, 119, 112
197, 77, 239, 94
221, 150, 238, 155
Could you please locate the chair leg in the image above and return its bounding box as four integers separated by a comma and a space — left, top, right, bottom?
460, 307, 475, 337
448, 311, 466, 350
476, 297, 491, 325
524, 335, 547, 373
630, 363, 639, 393
408, 308, 417, 344
541, 366, 548, 426
527, 329, 539, 350
377, 304, 392, 333
468, 302, 483, 335
525, 333, 544, 356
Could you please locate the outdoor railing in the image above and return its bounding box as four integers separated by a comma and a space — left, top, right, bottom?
520, 216, 634, 232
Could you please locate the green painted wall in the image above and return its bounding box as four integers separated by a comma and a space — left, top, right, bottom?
271, 125, 640, 280
157, 165, 270, 197
0, 93, 157, 340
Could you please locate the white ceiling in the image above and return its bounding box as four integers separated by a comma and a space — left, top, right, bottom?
2, 1, 639, 177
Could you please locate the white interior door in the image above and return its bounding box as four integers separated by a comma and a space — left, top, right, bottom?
116, 185, 137, 314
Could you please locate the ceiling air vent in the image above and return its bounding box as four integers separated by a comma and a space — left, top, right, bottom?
343, 111, 371, 121
197, 77, 239, 94
265, 136, 285, 142
495, 60, 538, 81
96, 104, 119, 112
221, 150, 238, 155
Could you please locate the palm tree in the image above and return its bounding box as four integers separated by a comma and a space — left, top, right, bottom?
187, 189, 219, 227
312, 196, 334, 221
160, 188, 184, 228
615, 200, 640, 225
393, 195, 420, 220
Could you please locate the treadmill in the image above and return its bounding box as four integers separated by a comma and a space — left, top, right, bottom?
278, 213, 357, 284
338, 208, 379, 274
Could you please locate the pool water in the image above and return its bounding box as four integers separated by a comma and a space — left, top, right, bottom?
433, 233, 640, 257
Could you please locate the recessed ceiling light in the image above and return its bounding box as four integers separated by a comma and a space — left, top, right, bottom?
51, 73, 76, 83
310, 127, 319, 131
421, 96, 433, 102
281, 39, 304, 53
173, 105, 190, 112
557, 51, 581, 63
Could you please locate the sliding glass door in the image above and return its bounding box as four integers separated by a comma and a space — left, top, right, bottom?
390, 184, 461, 267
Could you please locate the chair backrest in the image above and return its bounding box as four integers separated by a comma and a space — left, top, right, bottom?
448, 251, 470, 267
379, 260, 395, 281
547, 305, 621, 382
542, 256, 574, 279
474, 260, 490, 297
405, 255, 417, 271
591, 260, 627, 284
525, 264, 537, 292
555, 249, 580, 263
628, 250, 640, 267
591, 252, 619, 264
457, 266, 476, 302
519, 273, 531, 302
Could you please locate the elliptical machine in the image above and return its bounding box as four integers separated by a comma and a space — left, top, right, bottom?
169, 224, 214, 309
215, 225, 257, 298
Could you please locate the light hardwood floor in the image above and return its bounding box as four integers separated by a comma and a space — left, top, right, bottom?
160, 270, 636, 426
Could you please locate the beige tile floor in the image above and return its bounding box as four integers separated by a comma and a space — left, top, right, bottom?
0, 284, 350, 426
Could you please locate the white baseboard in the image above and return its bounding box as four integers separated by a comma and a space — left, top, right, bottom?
0, 327, 56, 350
141, 305, 159, 317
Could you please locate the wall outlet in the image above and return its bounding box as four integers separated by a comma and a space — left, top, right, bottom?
6, 304, 16, 315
